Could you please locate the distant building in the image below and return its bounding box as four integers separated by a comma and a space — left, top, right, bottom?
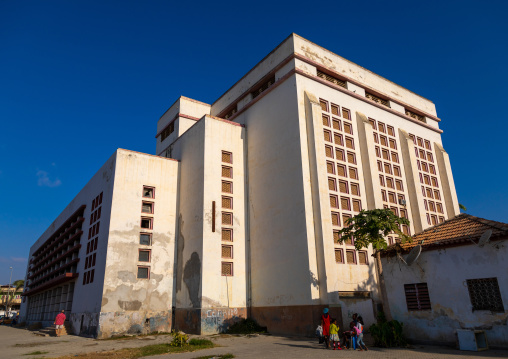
381, 214, 508, 348
1, 285, 23, 314
20, 33, 460, 338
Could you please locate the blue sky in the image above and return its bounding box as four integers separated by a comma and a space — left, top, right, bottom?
1, 0, 507, 284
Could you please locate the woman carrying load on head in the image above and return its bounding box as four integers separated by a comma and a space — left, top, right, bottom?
321, 308, 331, 349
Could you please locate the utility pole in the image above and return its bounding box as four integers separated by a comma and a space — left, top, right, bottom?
7, 267, 13, 317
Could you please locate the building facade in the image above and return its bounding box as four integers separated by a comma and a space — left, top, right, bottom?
381, 214, 508, 348
20, 34, 460, 338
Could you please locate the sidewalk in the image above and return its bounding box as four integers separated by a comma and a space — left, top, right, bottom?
1, 326, 506, 359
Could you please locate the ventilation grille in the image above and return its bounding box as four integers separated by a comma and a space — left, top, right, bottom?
366, 92, 390, 107
405, 109, 426, 123
252, 76, 275, 99
221, 245, 233, 258
221, 262, 233, 276
317, 70, 347, 89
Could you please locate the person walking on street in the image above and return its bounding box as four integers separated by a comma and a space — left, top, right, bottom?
321, 308, 331, 349
54, 310, 66, 337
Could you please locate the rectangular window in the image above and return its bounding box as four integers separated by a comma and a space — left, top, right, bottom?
222, 181, 233, 193
322, 115, 330, 127
339, 180, 348, 193
387, 126, 395, 137
221, 151, 232, 164
141, 217, 153, 229
139, 250, 151, 262
142, 202, 154, 214
331, 212, 340, 226
328, 178, 337, 191
333, 230, 341, 243
348, 167, 358, 180
319, 99, 328, 112
222, 212, 233, 225
137, 266, 150, 279
358, 251, 368, 265
391, 152, 399, 163
324, 129, 332, 142
337, 164, 347, 177
331, 104, 340, 116
221, 262, 233, 276
382, 149, 389, 160
222, 228, 233, 241
332, 119, 341, 131
393, 166, 401, 177
336, 148, 345, 162
92, 253, 96, 267
222, 196, 233, 210
386, 177, 394, 189
384, 163, 392, 174
347, 152, 356, 164
143, 186, 155, 198
396, 180, 403, 191
389, 139, 397, 150
325, 145, 333, 158
335, 249, 344, 263
380, 135, 388, 147
327, 161, 335, 174
404, 283, 431, 311
221, 245, 233, 259
346, 250, 356, 264
345, 137, 354, 149
340, 197, 350, 211
342, 214, 351, 227
333, 133, 343, 146
330, 195, 339, 209
350, 183, 360, 196
344, 123, 353, 135
342, 108, 350, 120
140, 233, 152, 245
352, 199, 362, 212
222, 166, 233, 178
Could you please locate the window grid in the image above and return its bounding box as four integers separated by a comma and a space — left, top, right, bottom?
320, 98, 360, 256
220, 150, 235, 276
370, 118, 410, 237
409, 133, 444, 223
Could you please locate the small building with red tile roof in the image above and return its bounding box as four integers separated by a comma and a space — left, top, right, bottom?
381, 213, 508, 348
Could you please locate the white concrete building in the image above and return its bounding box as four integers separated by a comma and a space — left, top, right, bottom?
381, 214, 508, 348
20, 33, 460, 338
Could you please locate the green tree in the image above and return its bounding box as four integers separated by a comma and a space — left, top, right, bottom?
337, 209, 411, 321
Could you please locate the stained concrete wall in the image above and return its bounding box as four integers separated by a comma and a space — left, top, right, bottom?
98, 149, 178, 338
382, 241, 508, 348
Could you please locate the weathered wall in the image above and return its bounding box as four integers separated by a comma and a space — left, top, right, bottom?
382, 241, 508, 347
98, 149, 178, 338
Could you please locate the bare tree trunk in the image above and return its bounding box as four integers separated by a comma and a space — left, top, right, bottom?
375, 250, 393, 321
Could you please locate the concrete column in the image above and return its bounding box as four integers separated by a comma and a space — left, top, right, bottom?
434, 143, 460, 219
398, 129, 428, 234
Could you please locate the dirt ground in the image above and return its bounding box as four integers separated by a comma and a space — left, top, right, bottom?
1, 325, 507, 359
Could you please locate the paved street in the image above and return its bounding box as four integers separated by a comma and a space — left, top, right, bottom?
1, 326, 507, 359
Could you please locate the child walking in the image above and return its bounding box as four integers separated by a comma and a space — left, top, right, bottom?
355, 316, 368, 351
329, 318, 342, 350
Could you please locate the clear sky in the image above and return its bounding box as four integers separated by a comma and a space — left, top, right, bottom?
1, 0, 507, 284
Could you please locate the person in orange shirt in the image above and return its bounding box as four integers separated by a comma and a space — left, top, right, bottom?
54, 310, 66, 337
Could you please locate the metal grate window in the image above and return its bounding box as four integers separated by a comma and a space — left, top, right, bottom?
327, 161, 335, 174
336, 148, 345, 162
333, 230, 341, 243
319, 99, 328, 112
332, 119, 341, 131
221, 212, 233, 225
222, 166, 233, 178
317, 70, 347, 89
339, 180, 348, 193
341, 197, 350, 210
345, 137, 354, 149
347, 152, 356, 164
328, 178, 336, 191
352, 199, 362, 212
221, 245, 233, 259
222, 151, 232, 163
221, 262, 233, 276
366, 92, 390, 107
222, 196, 233, 209
331, 104, 340, 116
337, 164, 347, 177
324, 130, 332, 142
467, 278, 504, 312
222, 228, 233, 242
358, 251, 368, 265
331, 212, 340, 226
346, 250, 356, 264
252, 76, 275, 99
330, 195, 339, 209
334, 133, 343, 146
342, 108, 351, 120
405, 109, 426, 123
343, 123, 353, 134
404, 283, 431, 311
222, 181, 233, 193
350, 183, 360, 196
349, 167, 358, 179
335, 249, 344, 263
322, 115, 330, 127
325, 145, 333, 158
